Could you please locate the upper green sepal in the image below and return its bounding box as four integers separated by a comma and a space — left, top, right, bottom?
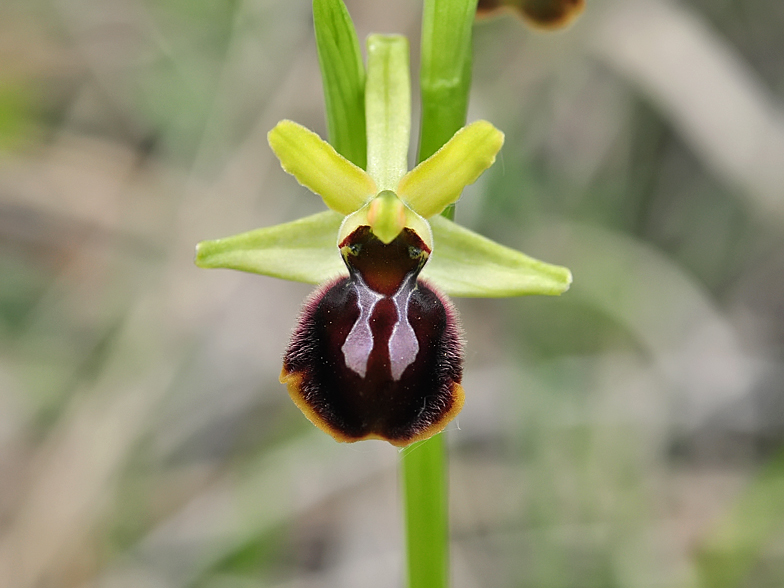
365, 35, 411, 192
421, 215, 572, 297
195, 210, 346, 284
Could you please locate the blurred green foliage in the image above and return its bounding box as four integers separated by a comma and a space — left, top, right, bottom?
1, 0, 784, 587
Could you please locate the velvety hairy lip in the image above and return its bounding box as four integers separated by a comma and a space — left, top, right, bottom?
280, 226, 464, 446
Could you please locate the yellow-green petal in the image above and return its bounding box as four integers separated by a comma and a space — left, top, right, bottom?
421, 215, 572, 297
268, 120, 376, 215
195, 210, 347, 284
398, 120, 504, 218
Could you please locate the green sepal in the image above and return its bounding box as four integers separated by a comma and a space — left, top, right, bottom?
268, 120, 376, 215
399, 120, 504, 218
195, 210, 347, 284
365, 35, 411, 191
313, 0, 367, 168
421, 215, 572, 297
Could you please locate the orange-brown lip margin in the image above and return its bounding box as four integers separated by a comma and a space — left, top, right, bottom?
280, 368, 465, 448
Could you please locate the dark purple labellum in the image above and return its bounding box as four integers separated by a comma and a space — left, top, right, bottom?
280, 226, 464, 446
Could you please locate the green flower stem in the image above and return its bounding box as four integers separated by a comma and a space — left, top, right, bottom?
401, 435, 449, 588
418, 0, 478, 165
402, 1, 477, 587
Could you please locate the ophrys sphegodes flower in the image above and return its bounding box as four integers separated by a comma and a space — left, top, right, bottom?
196, 35, 571, 446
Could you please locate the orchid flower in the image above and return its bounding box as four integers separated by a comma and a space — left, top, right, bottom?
195, 35, 571, 447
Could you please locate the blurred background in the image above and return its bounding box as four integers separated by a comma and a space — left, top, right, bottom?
1, 0, 784, 586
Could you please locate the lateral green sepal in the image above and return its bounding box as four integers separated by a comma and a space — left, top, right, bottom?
421, 215, 572, 297
195, 210, 347, 284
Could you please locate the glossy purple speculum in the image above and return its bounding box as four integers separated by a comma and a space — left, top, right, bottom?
281, 226, 464, 446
